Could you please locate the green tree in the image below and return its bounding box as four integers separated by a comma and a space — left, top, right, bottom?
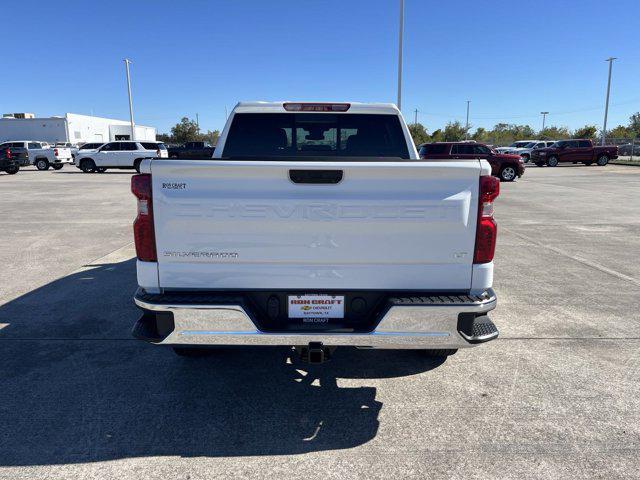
443, 121, 466, 141
429, 129, 444, 143
408, 122, 430, 146
171, 117, 200, 144
471, 127, 489, 143
573, 125, 598, 139
608, 125, 632, 139
539, 126, 570, 140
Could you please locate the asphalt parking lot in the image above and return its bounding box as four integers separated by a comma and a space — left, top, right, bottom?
1, 164, 639, 479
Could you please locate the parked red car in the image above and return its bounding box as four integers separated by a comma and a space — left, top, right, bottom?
418, 142, 524, 182
530, 139, 618, 167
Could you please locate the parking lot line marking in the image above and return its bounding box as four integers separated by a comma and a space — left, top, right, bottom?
503, 227, 640, 288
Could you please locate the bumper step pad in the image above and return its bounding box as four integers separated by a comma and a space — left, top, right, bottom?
457, 314, 498, 343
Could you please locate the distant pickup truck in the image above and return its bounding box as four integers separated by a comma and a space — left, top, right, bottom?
0, 140, 73, 170
167, 141, 215, 159
531, 139, 618, 167
131, 101, 500, 362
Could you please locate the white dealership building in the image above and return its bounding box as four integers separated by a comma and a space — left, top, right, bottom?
0, 113, 156, 144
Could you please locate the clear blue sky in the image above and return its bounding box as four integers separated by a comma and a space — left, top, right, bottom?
3, 0, 639, 134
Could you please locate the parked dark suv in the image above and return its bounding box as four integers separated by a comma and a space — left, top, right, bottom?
0, 147, 27, 175
419, 142, 524, 181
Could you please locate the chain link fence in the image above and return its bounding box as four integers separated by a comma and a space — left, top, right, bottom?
602, 137, 640, 164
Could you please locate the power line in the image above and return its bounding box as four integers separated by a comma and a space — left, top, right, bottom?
416, 98, 640, 122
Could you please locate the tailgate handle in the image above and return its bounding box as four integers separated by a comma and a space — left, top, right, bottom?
289, 169, 343, 184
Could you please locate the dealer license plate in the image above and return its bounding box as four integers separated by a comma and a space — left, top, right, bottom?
288, 295, 345, 319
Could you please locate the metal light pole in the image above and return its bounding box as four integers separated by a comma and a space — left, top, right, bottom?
465, 100, 470, 139
602, 57, 616, 145
540, 111, 549, 135
196, 113, 200, 132
396, 0, 404, 110
123, 59, 135, 141
413, 108, 418, 125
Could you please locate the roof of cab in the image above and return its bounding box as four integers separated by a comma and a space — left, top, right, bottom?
233, 101, 401, 115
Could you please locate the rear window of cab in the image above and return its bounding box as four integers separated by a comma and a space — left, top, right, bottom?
222, 113, 410, 159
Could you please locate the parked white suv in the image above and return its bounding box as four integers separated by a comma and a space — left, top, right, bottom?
74, 141, 168, 173
0, 140, 73, 170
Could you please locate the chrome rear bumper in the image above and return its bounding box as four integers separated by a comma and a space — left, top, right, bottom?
133, 288, 498, 350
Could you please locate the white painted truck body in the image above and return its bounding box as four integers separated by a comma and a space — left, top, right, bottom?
133, 102, 498, 354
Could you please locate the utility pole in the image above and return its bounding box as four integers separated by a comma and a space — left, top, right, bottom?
196, 113, 200, 132
396, 0, 404, 110
413, 108, 418, 125
540, 111, 549, 135
123, 58, 135, 141
465, 100, 470, 139
602, 57, 617, 145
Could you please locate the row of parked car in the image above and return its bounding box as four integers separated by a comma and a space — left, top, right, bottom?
417, 139, 619, 181
0, 139, 221, 175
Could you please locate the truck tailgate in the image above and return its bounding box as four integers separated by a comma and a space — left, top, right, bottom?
151, 160, 482, 291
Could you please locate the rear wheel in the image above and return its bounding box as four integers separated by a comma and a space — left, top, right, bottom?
96, 167, 107, 173
52, 164, 63, 170
499, 165, 517, 182
596, 155, 609, 166
584, 161, 593, 166
80, 158, 96, 173
5, 165, 19, 175
35, 158, 50, 170
423, 349, 458, 358
546, 156, 559, 167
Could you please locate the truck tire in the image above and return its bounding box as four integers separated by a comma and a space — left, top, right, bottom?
423, 349, 457, 358
52, 164, 64, 170
596, 155, 609, 166
35, 158, 50, 171
172, 347, 212, 357
80, 158, 96, 173
584, 161, 593, 166
499, 165, 517, 182
5, 164, 19, 175
546, 156, 559, 167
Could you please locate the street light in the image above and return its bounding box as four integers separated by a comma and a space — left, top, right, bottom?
396, 0, 404, 110
465, 100, 470, 139
540, 112, 549, 134
602, 57, 617, 145
123, 58, 135, 141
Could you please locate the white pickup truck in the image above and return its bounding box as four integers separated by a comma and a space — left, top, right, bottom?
0, 141, 73, 170
131, 102, 500, 362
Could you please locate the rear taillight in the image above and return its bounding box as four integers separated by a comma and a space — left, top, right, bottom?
131, 174, 157, 261
54, 148, 58, 156
473, 175, 500, 264
5, 148, 11, 159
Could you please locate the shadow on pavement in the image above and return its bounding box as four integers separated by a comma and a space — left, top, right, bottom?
0, 258, 446, 465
